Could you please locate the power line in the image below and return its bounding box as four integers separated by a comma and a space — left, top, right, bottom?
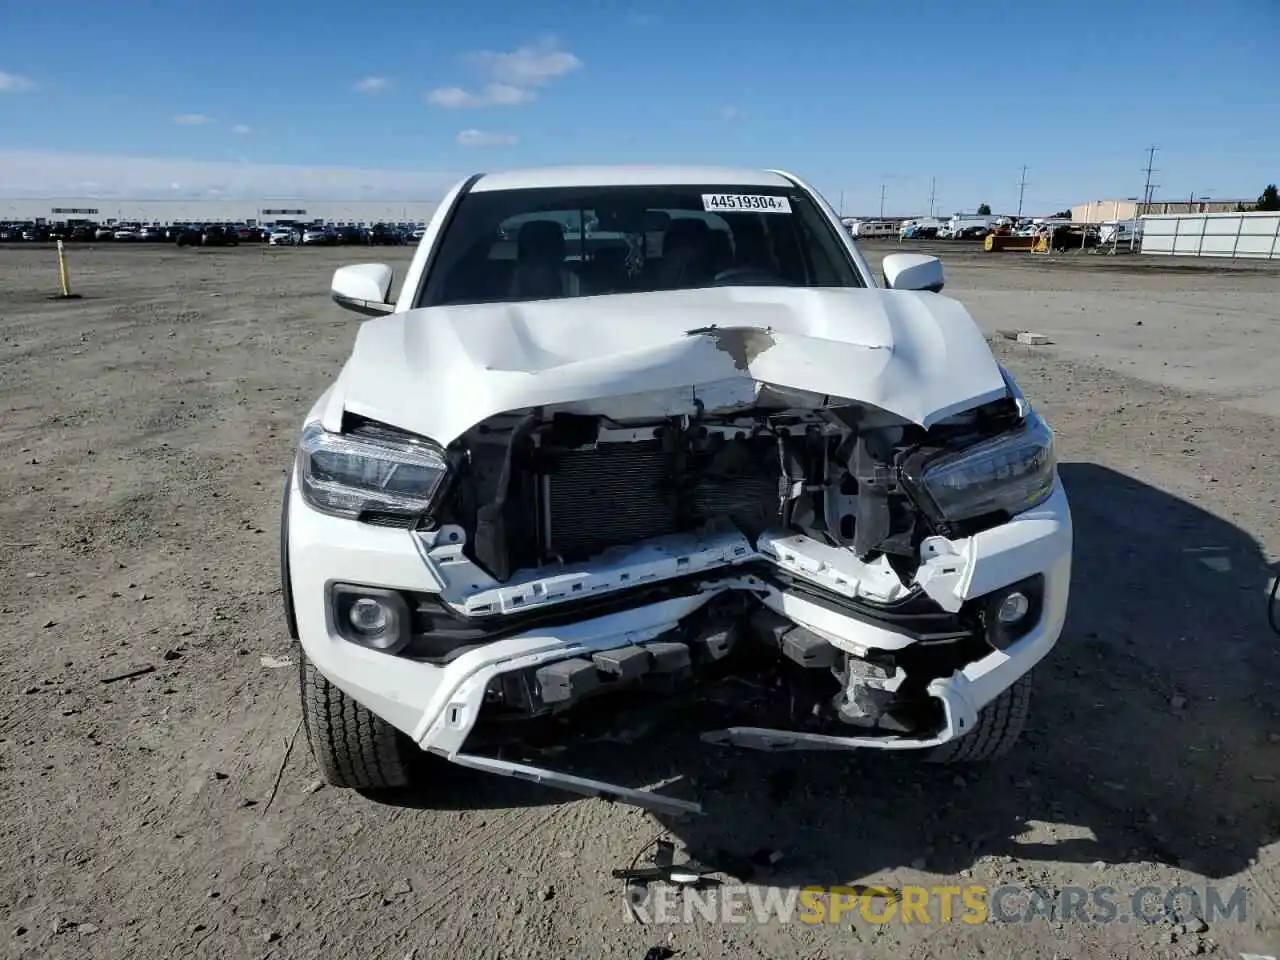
1016, 165, 1029, 218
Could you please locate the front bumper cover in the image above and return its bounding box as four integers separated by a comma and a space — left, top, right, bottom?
287, 472, 1072, 816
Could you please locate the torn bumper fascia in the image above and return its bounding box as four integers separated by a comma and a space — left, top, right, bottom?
287, 471, 1071, 817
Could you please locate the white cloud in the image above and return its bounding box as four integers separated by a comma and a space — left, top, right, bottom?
427, 83, 535, 109
231, 124, 252, 135
0, 150, 462, 200
0, 70, 34, 93
427, 39, 580, 111
353, 76, 389, 93
467, 38, 582, 88
174, 114, 213, 126
456, 129, 519, 148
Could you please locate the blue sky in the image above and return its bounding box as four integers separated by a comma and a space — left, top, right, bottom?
1, 0, 1276, 214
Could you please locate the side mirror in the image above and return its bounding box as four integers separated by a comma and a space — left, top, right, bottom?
882, 253, 944, 293
331, 263, 395, 316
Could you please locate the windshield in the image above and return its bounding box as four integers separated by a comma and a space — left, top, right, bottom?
417, 184, 864, 308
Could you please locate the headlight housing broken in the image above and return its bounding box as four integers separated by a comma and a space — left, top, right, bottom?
297, 421, 449, 523
907, 413, 1056, 524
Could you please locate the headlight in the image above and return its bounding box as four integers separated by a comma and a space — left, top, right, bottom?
906, 414, 1056, 523
297, 421, 449, 522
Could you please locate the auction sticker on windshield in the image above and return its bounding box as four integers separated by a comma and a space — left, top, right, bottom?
702, 194, 792, 214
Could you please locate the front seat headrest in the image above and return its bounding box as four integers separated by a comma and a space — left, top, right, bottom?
517, 220, 567, 261
665, 218, 711, 247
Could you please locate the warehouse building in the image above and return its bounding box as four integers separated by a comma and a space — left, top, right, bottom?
1072, 198, 1254, 223
0, 198, 442, 226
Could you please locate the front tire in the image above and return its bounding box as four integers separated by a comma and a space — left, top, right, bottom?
925, 673, 1032, 764
299, 652, 413, 789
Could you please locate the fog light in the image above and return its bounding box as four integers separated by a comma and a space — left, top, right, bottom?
996, 591, 1030, 625
329, 584, 411, 655
349, 597, 390, 635
982, 575, 1044, 652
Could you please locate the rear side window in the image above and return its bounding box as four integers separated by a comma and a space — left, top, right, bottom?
418, 184, 863, 307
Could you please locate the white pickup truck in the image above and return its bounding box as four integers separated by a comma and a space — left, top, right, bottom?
280, 164, 1073, 815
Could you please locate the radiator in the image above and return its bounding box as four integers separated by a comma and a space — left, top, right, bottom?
542, 438, 779, 563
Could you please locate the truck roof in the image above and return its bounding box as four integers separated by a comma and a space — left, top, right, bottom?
471, 165, 796, 193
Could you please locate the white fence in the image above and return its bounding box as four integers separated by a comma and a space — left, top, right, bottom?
1140, 212, 1280, 260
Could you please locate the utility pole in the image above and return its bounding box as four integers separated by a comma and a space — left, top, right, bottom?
1016, 165, 1029, 218
879, 183, 886, 218
927, 177, 936, 218
839, 191, 844, 216
1132, 146, 1159, 252
1140, 145, 1159, 214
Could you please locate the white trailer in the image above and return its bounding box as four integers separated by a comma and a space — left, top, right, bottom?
849, 219, 898, 239
1098, 219, 1143, 245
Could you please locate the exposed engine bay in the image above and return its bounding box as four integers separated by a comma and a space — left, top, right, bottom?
374, 388, 1041, 761
434, 390, 1024, 584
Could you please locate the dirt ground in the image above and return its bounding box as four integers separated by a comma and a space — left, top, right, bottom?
2, 240, 1278, 960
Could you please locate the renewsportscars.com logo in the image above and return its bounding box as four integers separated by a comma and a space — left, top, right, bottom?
623, 883, 1251, 926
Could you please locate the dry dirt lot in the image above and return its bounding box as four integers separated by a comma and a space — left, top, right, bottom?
1, 241, 1278, 960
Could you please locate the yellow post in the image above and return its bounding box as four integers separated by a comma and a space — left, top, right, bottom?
56, 239, 71, 297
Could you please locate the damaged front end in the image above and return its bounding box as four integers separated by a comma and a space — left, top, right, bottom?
299, 369, 1068, 815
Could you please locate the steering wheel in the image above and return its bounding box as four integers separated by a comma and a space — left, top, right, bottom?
710, 266, 781, 285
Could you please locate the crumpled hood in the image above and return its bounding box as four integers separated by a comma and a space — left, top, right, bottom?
329, 286, 1008, 444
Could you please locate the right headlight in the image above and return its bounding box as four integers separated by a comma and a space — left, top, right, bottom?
297, 421, 449, 523
906, 413, 1056, 524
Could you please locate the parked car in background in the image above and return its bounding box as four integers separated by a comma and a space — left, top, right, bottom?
945, 215, 996, 240
900, 218, 945, 239
269, 226, 299, 245
201, 225, 241, 246
370, 223, 406, 245
301, 227, 331, 245
1046, 224, 1099, 251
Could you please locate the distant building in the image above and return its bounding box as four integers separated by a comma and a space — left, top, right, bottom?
0, 197, 441, 226
1072, 198, 1254, 223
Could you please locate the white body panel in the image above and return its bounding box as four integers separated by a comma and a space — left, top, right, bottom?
331, 286, 1007, 446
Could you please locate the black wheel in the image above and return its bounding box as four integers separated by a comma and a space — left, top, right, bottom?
924, 673, 1032, 764
299, 652, 413, 789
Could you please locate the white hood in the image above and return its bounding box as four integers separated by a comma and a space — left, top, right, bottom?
328, 286, 1008, 444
